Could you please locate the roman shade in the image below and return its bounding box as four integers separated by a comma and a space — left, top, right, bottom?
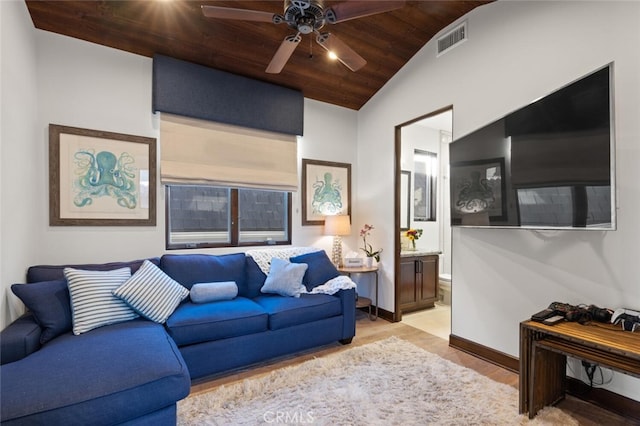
160, 114, 298, 192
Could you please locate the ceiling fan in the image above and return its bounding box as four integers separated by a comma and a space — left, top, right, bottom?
201, 0, 405, 74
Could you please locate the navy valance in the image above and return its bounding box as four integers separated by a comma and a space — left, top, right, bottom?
152, 55, 304, 136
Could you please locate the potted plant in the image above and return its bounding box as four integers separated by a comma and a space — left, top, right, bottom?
360, 224, 382, 266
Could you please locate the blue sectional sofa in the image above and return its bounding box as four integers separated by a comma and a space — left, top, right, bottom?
1, 250, 356, 425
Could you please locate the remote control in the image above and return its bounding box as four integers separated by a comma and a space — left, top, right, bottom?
531, 308, 557, 322
543, 315, 565, 325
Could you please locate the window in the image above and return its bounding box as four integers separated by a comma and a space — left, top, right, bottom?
413, 149, 438, 221
166, 185, 291, 249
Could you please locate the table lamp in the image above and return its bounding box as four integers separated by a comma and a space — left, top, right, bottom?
324, 215, 351, 267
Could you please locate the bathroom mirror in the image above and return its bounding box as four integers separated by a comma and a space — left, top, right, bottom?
400, 171, 410, 230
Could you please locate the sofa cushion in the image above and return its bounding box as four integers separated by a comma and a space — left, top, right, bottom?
160, 253, 248, 294
11, 280, 72, 344
190, 281, 238, 303
261, 258, 308, 297
64, 267, 138, 335
290, 250, 340, 291
113, 260, 189, 323
0, 320, 190, 425
253, 293, 342, 331
166, 297, 268, 346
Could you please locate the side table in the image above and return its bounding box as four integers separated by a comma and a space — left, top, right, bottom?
337, 265, 379, 320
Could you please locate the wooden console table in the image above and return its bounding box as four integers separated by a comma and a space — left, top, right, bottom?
519, 320, 640, 419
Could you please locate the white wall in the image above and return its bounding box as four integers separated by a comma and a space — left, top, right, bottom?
34, 22, 162, 266
0, 4, 358, 329
295, 98, 359, 254
358, 1, 639, 400
1, 1, 40, 327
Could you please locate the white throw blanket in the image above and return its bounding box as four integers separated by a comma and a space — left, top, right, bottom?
246, 247, 357, 295
246, 247, 318, 275
303, 275, 356, 295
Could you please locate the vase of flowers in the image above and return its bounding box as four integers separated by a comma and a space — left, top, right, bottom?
405, 228, 423, 250
360, 224, 382, 265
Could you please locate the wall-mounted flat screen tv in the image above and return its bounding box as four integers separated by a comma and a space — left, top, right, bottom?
449, 64, 615, 230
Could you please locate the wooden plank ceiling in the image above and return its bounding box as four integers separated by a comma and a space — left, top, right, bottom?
25, 1, 489, 110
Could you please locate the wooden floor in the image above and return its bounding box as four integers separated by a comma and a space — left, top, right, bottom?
190, 311, 635, 425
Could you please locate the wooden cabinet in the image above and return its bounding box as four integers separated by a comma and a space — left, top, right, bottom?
399, 254, 438, 313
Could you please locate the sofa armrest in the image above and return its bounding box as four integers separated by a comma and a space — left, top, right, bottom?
1, 313, 42, 365
335, 288, 356, 340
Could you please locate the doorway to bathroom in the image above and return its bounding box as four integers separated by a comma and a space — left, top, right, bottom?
394, 106, 453, 340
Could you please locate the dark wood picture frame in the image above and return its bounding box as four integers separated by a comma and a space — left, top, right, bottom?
49, 124, 156, 226
301, 158, 351, 226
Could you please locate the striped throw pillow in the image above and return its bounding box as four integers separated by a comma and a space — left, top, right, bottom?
64, 267, 138, 335
113, 260, 188, 323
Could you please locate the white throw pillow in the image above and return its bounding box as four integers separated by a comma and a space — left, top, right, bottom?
113, 260, 189, 323
261, 258, 308, 297
64, 267, 138, 335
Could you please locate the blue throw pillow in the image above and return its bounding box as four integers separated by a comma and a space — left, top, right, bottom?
190, 281, 238, 303
11, 280, 72, 344
261, 258, 308, 297
290, 250, 340, 291
245, 257, 267, 298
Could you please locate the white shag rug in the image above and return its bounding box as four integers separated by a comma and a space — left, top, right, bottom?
178, 337, 578, 425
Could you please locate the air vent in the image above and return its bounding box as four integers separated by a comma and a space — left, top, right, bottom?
437, 21, 467, 56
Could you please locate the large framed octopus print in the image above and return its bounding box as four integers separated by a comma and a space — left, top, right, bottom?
49, 124, 156, 226
301, 158, 351, 226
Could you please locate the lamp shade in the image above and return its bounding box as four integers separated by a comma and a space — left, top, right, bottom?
324, 215, 351, 236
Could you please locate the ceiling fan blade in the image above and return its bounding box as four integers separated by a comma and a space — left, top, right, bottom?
326, 1, 405, 23
266, 34, 302, 74
316, 33, 366, 72
201, 5, 276, 23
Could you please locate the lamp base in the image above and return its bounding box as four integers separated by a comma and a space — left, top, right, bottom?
331, 235, 343, 267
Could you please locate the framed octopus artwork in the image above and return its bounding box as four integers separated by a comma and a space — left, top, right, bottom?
49, 124, 156, 226
301, 158, 351, 226
450, 157, 506, 225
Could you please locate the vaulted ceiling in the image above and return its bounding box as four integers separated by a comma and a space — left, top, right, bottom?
25, 1, 489, 110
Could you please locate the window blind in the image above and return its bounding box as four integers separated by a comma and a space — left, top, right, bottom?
160, 114, 298, 192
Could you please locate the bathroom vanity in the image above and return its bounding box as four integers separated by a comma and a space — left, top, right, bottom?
399, 251, 439, 313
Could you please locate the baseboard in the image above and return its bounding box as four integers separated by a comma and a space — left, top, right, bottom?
448, 334, 640, 422
566, 376, 640, 421
448, 334, 519, 373
358, 305, 394, 322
